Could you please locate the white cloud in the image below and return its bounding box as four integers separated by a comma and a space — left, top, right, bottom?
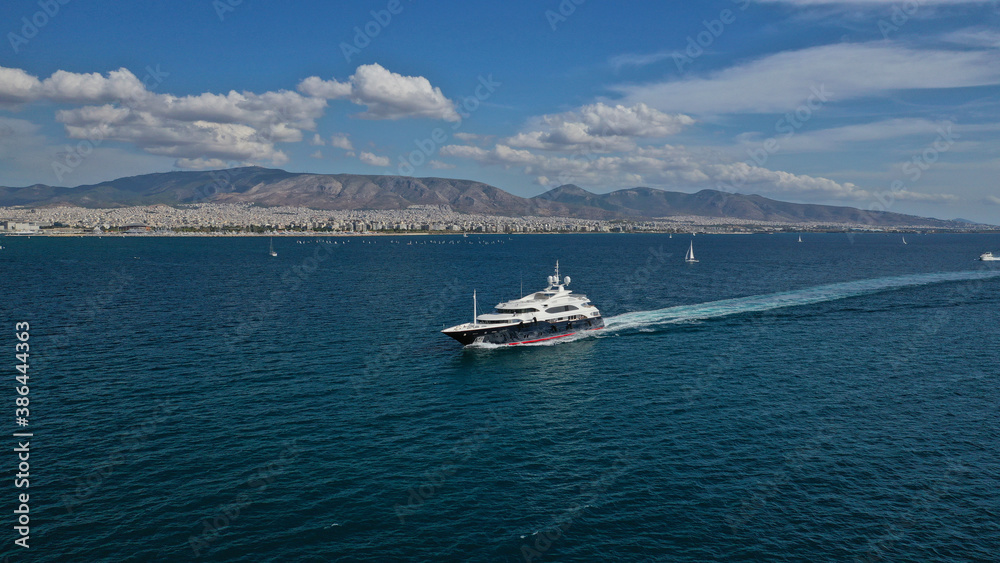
143, 89, 325, 134
40, 68, 149, 104
983, 195, 1000, 205
615, 43, 1000, 115
310, 150, 323, 159
329, 133, 354, 150
439, 141, 959, 203
310, 133, 325, 146
175, 158, 231, 170
358, 151, 390, 166
0, 65, 329, 167
0, 66, 42, 105
739, 118, 953, 152
428, 160, 455, 169
297, 76, 352, 99
57, 105, 292, 165
608, 51, 673, 70
506, 103, 694, 152
297, 63, 459, 121
943, 28, 1000, 48
453, 132, 483, 143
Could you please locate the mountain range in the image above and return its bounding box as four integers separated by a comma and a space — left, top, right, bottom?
0, 166, 970, 227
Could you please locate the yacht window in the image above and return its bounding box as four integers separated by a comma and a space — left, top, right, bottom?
545, 305, 579, 314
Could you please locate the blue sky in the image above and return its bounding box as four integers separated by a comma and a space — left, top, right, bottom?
1, 0, 998, 221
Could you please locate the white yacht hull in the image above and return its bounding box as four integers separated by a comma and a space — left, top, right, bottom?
443, 316, 604, 346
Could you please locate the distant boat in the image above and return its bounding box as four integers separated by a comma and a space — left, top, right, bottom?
979, 252, 999, 261
685, 240, 698, 263
902, 235, 907, 245
269, 238, 277, 257
798, 234, 802, 243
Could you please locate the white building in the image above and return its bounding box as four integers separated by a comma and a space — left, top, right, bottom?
0, 221, 40, 233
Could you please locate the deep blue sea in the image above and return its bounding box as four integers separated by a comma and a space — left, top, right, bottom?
1, 232, 999, 562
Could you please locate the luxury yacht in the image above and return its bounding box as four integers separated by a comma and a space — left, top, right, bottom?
978, 252, 999, 261
442, 262, 603, 346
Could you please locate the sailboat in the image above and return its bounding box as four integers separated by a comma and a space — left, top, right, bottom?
798, 234, 802, 243
685, 240, 698, 263
269, 237, 277, 257
902, 235, 907, 245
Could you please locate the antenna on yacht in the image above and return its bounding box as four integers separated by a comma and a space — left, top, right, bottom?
555, 260, 559, 285
473, 290, 477, 326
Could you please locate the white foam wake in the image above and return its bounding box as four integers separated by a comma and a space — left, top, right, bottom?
604, 270, 1000, 333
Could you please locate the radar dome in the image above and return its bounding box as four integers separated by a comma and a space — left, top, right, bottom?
564, 276, 571, 285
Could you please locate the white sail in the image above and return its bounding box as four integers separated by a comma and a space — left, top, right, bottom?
685, 241, 698, 262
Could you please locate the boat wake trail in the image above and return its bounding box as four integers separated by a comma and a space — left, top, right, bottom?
604, 270, 1000, 333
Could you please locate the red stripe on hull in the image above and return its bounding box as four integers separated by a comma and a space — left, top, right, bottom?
507, 326, 603, 346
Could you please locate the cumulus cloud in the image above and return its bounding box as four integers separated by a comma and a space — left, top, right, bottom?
358, 151, 390, 166
297, 63, 459, 121
310, 150, 323, 159
0, 66, 42, 105
0, 64, 327, 168
310, 133, 326, 146
615, 43, 1000, 114
1, 62, 454, 169
329, 133, 354, 150
297, 76, 352, 99
40, 68, 149, 104
506, 103, 694, 153
56, 104, 294, 166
